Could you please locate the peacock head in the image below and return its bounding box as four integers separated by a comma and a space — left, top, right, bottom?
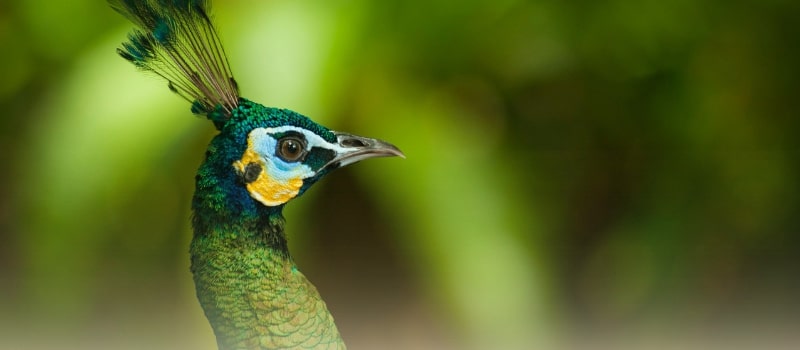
215, 99, 404, 209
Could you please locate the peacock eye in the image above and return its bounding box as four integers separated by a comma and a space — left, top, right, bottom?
277, 137, 306, 162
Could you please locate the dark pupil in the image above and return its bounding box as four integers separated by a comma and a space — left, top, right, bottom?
287, 141, 298, 153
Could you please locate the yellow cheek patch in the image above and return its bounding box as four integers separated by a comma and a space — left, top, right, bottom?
246, 171, 303, 207
233, 146, 304, 207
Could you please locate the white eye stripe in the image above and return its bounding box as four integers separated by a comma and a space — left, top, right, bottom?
257, 126, 348, 153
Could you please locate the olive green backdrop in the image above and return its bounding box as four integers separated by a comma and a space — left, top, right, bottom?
1, 0, 798, 349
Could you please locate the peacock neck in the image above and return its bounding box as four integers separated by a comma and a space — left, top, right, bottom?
189, 133, 344, 349
190, 208, 288, 347
190, 201, 344, 349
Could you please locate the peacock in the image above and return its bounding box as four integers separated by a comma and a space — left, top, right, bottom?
109, 1, 404, 349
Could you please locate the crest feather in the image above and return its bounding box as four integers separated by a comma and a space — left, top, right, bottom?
110, 0, 239, 127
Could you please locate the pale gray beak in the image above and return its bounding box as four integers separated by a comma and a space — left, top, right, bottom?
322, 131, 405, 170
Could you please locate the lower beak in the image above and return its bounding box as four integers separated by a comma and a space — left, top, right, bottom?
323, 131, 405, 169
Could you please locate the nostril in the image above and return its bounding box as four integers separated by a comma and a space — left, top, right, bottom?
341, 138, 368, 148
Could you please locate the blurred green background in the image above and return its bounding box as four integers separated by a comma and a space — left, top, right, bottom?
1, 0, 799, 349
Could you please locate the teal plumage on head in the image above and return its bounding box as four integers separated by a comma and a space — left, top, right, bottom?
109, 1, 404, 349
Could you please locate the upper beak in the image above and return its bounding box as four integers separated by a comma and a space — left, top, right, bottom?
323, 131, 405, 170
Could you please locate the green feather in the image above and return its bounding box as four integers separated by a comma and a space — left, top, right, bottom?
190, 214, 344, 349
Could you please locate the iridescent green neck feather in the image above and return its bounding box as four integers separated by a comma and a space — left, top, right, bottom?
190, 222, 344, 349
